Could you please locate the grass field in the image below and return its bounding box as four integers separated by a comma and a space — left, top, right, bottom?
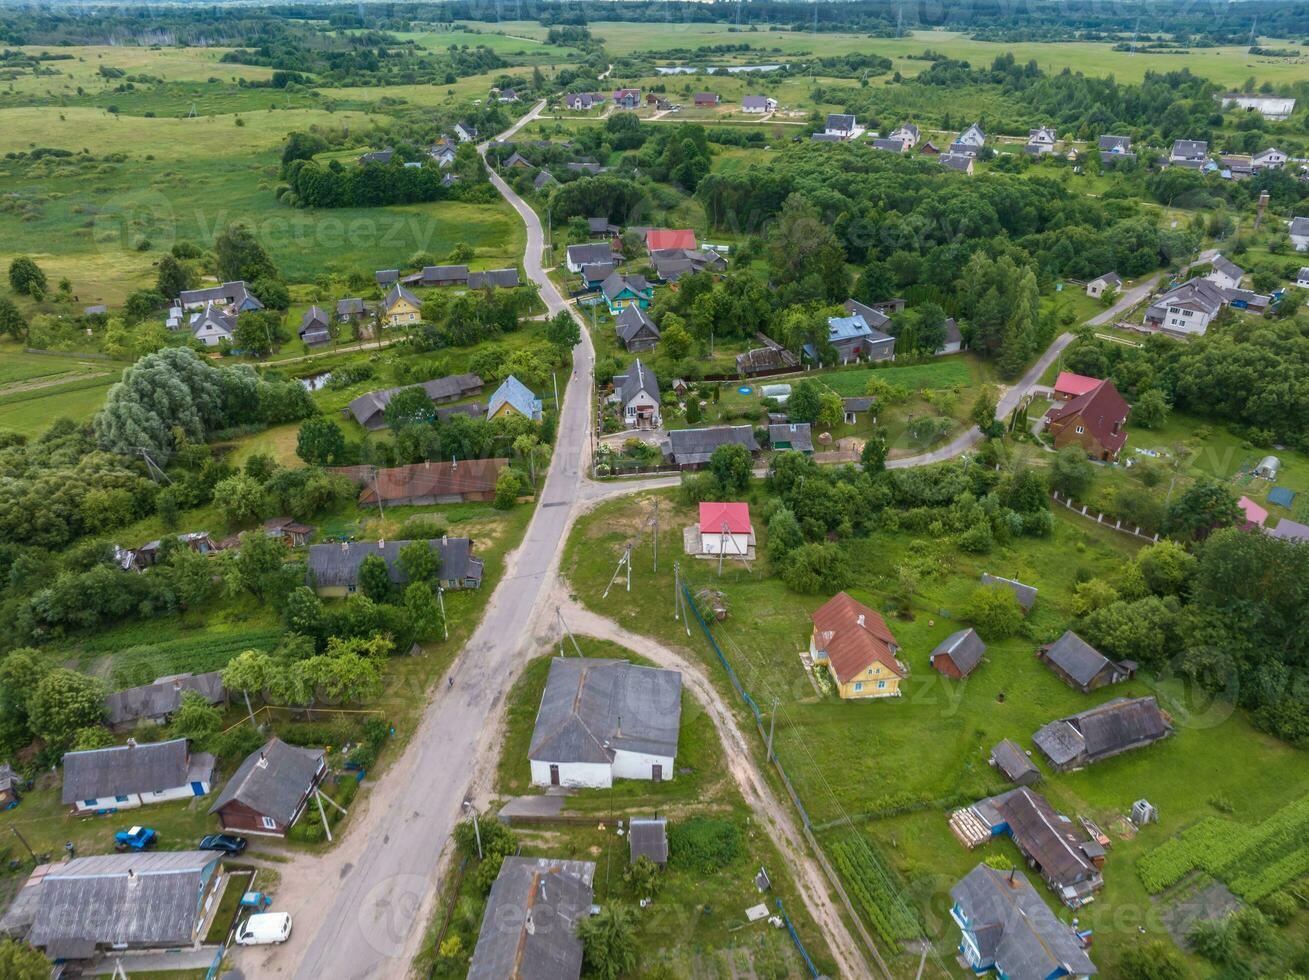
562, 487, 1308, 976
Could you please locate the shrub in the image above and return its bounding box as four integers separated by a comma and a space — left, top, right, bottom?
668, 816, 741, 873
964, 584, 1024, 639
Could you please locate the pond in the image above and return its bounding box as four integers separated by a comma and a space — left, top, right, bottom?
299, 371, 333, 391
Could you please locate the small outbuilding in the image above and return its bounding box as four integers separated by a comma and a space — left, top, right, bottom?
989, 739, 1041, 786
929, 628, 986, 679
1037, 630, 1135, 693
1255, 455, 1281, 480
0, 763, 21, 809
980, 573, 1037, 614
628, 816, 669, 868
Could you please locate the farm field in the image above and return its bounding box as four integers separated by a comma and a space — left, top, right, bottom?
562, 487, 1308, 977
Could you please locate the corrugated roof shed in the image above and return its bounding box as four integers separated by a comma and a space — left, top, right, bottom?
628, 816, 669, 865
990, 739, 1040, 785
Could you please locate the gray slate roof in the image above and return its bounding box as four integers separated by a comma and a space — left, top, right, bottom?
769, 422, 813, 452
1098, 135, 1131, 152
1033, 697, 1170, 768
375, 269, 399, 285
208, 737, 324, 824
62, 738, 209, 805
930, 628, 986, 676
665, 425, 760, 466
27, 851, 220, 954
1171, 138, 1209, 159
1291, 216, 1309, 237
615, 304, 658, 344
346, 373, 484, 428
990, 739, 1040, 784
307, 537, 480, 589
826, 113, 855, 130
467, 856, 595, 980
1039, 631, 1116, 688
950, 864, 1097, 980
629, 816, 669, 865
615, 359, 659, 406
842, 396, 876, 413
384, 283, 421, 310
529, 658, 682, 765
467, 268, 520, 289
980, 573, 1037, 612
1211, 254, 1244, 282
105, 672, 225, 726
566, 242, 614, 267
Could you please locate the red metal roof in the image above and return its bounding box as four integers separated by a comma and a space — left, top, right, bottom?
699, 501, 751, 534
1238, 495, 1268, 528
646, 229, 697, 251
1053, 371, 1103, 398
810, 592, 905, 684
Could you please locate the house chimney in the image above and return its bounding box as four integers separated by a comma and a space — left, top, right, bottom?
378, 538, 385, 549
525, 910, 535, 935
442, 534, 449, 546
256, 751, 268, 770
126, 738, 137, 749
856, 614, 865, 628
127, 869, 139, 886
339, 540, 348, 552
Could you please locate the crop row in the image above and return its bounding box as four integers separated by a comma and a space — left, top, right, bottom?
830, 838, 921, 953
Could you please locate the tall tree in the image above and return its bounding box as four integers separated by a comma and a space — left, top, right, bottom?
215, 223, 277, 283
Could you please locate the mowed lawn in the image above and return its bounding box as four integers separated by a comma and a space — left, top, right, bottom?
563, 488, 1308, 977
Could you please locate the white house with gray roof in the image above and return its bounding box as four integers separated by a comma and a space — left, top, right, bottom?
529, 658, 682, 788
1291, 216, 1309, 252
307, 537, 482, 596
1206, 254, 1245, 290
613, 358, 660, 428
62, 738, 213, 813
950, 864, 1097, 980
188, 303, 236, 347
1170, 138, 1209, 166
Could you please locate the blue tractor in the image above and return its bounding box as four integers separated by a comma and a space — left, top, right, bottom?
114, 826, 158, 852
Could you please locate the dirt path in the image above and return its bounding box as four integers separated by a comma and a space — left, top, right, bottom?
0, 369, 110, 396
545, 593, 873, 980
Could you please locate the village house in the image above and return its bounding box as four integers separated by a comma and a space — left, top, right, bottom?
529, 658, 682, 787
1026, 126, 1057, 154
741, 95, 777, 113
382, 283, 422, 328
989, 739, 1041, 786
565, 91, 605, 111
467, 268, 520, 290
429, 138, 457, 167
306, 537, 484, 596
693, 92, 719, 107
810, 592, 907, 699
345, 373, 484, 430
612, 87, 641, 109
1043, 378, 1130, 462
769, 422, 813, 453
62, 738, 214, 813
940, 153, 975, 175
1220, 154, 1254, 179
613, 358, 661, 428
950, 864, 1098, 980
1253, 147, 1287, 170
814, 308, 895, 364
209, 738, 328, 836
375, 269, 399, 286
662, 425, 760, 469
951, 787, 1105, 907
487, 374, 543, 422
105, 672, 226, 730
1037, 630, 1136, 693
937, 318, 963, 355
17, 850, 226, 963
1169, 138, 1209, 167
889, 122, 920, 148
1144, 277, 1227, 335
1206, 254, 1245, 290
645, 228, 697, 253
298, 305, 331, 347
697, 501, 753, 556
871, 137, 909, 153
405, 264, 469, 287
341, 458, 507, 506
980, 573, 1037, 614
601, 271, 654, 314
1220, 93, 1296, 120
1098, 134, 1134, 165
533, 169, 556, 191
565, 241, 614, 274
467, 857, 595, 980
650, 247, 726, 283
1292, 217, 1309, 251
580, 261, 616, 290
454, 121, 477, 142
1033, 697, 1170, 771
824, 113, 856, 139
930, 628, 986, 679
629, 816, 669, 867
1052, 371, 1102, 401
179, 280, 263, 312
952, 122, 986, 155
359, 147, 393, 165
335, 297, 373, 327
1085, 272, 1121, 299
187, 303, 236, 347
615, 304, 660, 352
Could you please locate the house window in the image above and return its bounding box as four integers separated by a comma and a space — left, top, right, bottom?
84, 799, 97, 806
261, 816, 277, 830
854, 682, 863, 692
877, 680, 887, 690
115, 795, 129, 803
347, 584, 357, 593
1075, 425, 1085, 434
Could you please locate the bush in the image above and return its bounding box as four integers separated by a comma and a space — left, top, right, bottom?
668, 816, 742, 873
964, 584, 1024, 639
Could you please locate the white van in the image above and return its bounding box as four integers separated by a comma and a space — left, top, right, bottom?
235, 912, 292, 945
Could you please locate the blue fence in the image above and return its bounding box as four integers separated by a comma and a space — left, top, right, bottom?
776, 898, 821, 978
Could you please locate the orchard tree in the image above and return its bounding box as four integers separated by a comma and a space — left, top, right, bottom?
0, 297, 27, 339
708, 442, 752, 496
970, 386, 999, 435
781, 543, 851, 594
578, 904, 638, 980
213, 474, 266, 527
168, 690, 222, 742
296, 416, 348, 465
1049, 445, 1096, 497
964, 584, 1023, 638
358, 553, 393, 601
405, 582, 445, 641
1165, 480, 1241, 541
8, 257, 47, 297
384, 387, 436, 430
544, 310, 580, 350
1134, 388, 1170, 429
27, 669, 105, 752
660, 314, 692, 360
860, 432, 888, 472
399, 540, 442, 584
494, 467, 523, 509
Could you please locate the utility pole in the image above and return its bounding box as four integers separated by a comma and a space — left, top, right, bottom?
556, 607, 584, 657
603, 544, 632, 598
437, 586, 449, 640
11, 827, 36, 864
463, 801, 482, 859
651, 498, 659, 572
552, 371, 559, 411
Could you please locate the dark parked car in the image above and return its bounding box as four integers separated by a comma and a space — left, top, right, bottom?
199, 833, 248, 855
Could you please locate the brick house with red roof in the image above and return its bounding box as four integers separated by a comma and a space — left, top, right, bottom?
1043, 379, 1130, 462
809, 593, 907, 699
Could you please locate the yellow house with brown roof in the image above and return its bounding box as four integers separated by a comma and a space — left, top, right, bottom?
810, 592, 907, 699
383, 283, 422, 328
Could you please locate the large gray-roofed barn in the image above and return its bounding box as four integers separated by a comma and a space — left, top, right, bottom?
663, 425, 760, 468
26, 851, 221, 956
105, 672, 226, 728
1033, 696, 1170, 771
307, 538, 482, 591
467, 856, 595, 979
529, 659, 681, 765
346, 373, 484, 429
1037, 630, 1134, 692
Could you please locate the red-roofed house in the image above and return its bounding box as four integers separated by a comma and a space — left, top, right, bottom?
1238, 495, 1268, 530
1052, 372, 1103, 400
810, 593, 906, 699
646, 229, 697, 252
1043, 379, 1130, 463
698, 502, 752, 555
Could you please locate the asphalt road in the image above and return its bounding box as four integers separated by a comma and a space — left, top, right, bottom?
284, 104, 597, 980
